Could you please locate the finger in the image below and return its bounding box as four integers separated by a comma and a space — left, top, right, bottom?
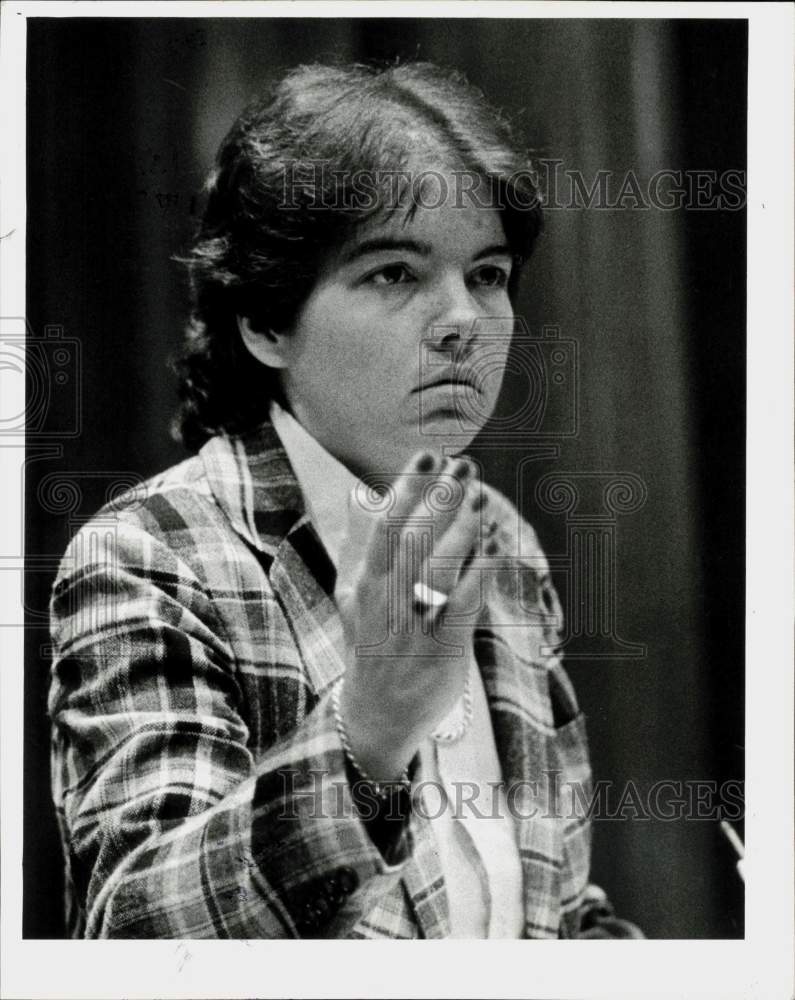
416, 477, 488, 598
390, 456, 479, 624
344, 450, 434, 582
408, 455, 478, 548
359, 450, 474, 584
388, 454, 474, 589
417, 504, 499, 630
358, 450, 439, 543
389, 450, 441, 521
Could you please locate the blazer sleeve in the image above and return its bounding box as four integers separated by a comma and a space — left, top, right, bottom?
49, 516, 411, 939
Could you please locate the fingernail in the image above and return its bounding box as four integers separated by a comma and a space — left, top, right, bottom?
450, 457, 472, 479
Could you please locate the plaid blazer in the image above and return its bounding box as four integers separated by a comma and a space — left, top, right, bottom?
49, 420, 642, 939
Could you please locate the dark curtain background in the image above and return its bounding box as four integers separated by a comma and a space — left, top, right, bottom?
24, 17, 746, 938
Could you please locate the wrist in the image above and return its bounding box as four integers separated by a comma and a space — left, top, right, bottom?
333, 679, 417, 789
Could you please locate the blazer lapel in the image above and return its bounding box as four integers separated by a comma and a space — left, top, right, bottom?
199, 420, 304, 562
270, 518, 349, 696
201, 421, 348, 696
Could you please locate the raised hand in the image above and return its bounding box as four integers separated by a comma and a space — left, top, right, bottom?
334, 450, 490, 783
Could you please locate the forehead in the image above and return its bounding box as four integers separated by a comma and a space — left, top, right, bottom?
336, 179, 509, 260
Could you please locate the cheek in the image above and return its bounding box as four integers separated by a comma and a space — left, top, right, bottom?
290, 302, 362, 375
293, 289, 419, 397
472, 340, 511, 393
333, 316, 417, 382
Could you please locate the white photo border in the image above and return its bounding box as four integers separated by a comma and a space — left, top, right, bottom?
1, 3, 792, 998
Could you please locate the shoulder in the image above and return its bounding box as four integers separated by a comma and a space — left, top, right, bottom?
100, 453, 219, 540
52, 449, 244, 597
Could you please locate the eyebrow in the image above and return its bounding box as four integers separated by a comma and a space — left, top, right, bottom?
340, 238, 514, 265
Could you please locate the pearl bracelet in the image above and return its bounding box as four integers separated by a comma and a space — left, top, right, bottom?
331, 680, 411, 798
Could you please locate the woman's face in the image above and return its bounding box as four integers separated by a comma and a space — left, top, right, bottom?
266, 179, 515, 478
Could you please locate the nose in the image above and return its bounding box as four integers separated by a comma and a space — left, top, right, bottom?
425, 273, 481, 355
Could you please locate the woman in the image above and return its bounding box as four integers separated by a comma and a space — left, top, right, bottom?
49, 61, 641, 939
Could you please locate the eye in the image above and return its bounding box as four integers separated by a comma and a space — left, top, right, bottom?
470, 264, 511, 289
365, 264, 415, 286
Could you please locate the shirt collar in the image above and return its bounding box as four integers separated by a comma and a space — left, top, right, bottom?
269, 400, 357, 569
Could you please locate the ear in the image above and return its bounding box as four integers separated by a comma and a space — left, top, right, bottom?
237, 316, 291, 369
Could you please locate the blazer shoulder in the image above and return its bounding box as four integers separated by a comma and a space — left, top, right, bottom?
76, 454, 215, 539
52, 452, 249, 594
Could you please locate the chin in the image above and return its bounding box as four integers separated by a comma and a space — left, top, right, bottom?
415, 416, 485, 452
353, 420, 485, 478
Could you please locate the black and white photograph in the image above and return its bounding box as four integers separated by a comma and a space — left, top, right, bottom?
1, 2, 792, 998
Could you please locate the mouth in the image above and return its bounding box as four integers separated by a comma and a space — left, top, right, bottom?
414, 369, 482, 394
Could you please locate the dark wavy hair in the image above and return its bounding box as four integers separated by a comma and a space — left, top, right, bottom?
172, 61, 544, 452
